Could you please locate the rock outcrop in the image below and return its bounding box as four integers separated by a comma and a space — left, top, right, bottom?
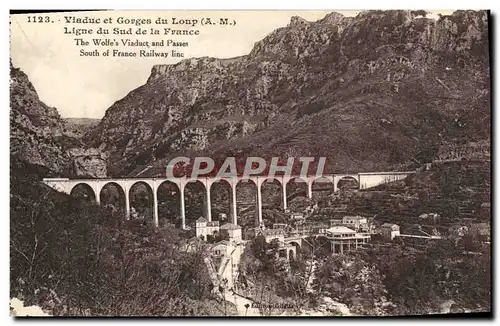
64, 118, 100, 139
67, 148, 108, 178
10, 63, 107, 177
84, 10, 490, 177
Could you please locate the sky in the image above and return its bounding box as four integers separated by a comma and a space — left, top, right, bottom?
10, 10, 454, 119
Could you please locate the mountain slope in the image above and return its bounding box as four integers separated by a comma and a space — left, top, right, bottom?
10, 63, 107, 177
64, 118, 100, 138
86, 10, 490, 177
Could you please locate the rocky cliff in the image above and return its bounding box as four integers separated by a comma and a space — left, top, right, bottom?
86, 10, 490, 177
64, 118, 100, 139
10, 63, 107, 177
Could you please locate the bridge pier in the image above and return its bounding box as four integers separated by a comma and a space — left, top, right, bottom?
125, 184, 130, 220
205, 185, 212, 222
256, 184, 263, 226
153, 181, 159, 227
307, 181, 313, 199
180, 187, 186, 229
282, 182, 287, 210
94, 189, 100, 205
230, 184, 237, 225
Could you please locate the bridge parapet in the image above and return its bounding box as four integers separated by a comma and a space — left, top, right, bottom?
358, 171, 414, 190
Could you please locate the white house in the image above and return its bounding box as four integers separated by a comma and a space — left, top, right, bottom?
381, 223, 400, 240
195, 217, 220, 240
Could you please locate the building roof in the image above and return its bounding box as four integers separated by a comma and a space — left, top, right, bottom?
213, 240, 230, 247
326, 226, 356, 234
343, 215, 366, 220
196, 217, 207, 223
220, 223, 241, 230
261, 229, 285, 236
381, 223, 398, 228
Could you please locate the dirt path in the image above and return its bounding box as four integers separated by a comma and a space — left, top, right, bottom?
226, 292, 261, 316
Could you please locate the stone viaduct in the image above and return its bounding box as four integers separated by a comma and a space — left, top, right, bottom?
43, 171, 414, 229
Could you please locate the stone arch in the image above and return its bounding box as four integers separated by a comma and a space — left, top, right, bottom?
336, 176, 360, 191
236, 178, 258, 188
289, 240, 301, 250
289, 241, 301, 260
157, 180, 181, 227
260, 176, 283, 186
99, 182, 126, 213
235, 179, 258, 228
285, 177, 309, 210
210, 179, 232, 223
261, 178, 283, 209
183, 180, 207, 227
285, 176, 309, 185
311, 176, 334, 198
129, 181, 154, 223
69, 183, 96, 202
289, 249, 296, 260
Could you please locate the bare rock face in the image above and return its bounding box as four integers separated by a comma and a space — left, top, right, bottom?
64, 118, 100, 139
85, 10, 490, 177
289, 16, 310, 27
10, 65, 72, 174
10, 64, 108, 177
67, 148, 108, 178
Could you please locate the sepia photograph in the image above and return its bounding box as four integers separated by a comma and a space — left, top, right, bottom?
8, 8, 491, 317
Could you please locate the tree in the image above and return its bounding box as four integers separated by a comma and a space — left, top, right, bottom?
10, 170, 228, 316
313, 252, 390, 315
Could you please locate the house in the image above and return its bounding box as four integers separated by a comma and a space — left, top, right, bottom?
342, 216, 368, 230
255, 229, 296, 261
266, 241, 297, 261
291, 213, 305, 221
211, 240, 231, 257
381, 223, 400, 240
324, 226, 371, 254
258, 228, 285, 243
195, 217, 220, 240
448, 225, 468, 237
220, 223, 242, 242
329, 218, 343, 227
419, 213, 441, 224
329, 216, 368, 231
